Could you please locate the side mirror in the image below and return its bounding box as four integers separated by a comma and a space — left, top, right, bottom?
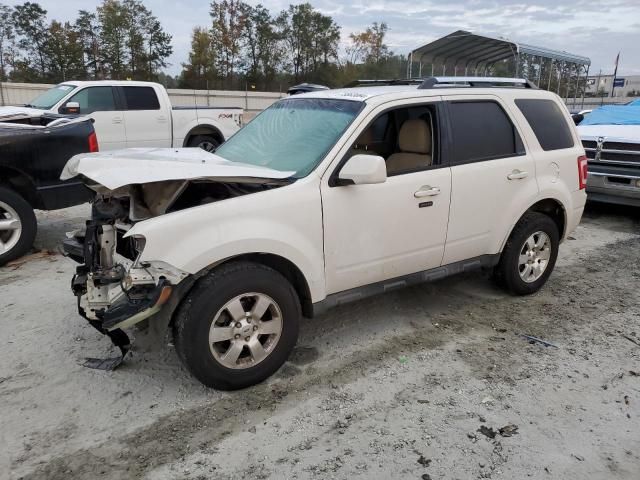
60, 101, 80, 114
337, 154, 387, 185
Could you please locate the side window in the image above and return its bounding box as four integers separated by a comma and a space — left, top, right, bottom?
448, 101, 525, 165
344, 104, 439, 177
122, 86, 161, 111
515, 99, 575, 151
68, 87, 116, 114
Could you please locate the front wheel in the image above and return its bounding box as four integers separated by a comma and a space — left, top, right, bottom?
0, 186, 37, 266
495, 212, 559, 295
173, 261, 301, 390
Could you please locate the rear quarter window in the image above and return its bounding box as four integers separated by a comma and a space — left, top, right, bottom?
515, 99, 575, 151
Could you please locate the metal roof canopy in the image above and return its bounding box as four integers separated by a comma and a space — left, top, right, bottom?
410, 30, 590, 72
408, 30, 592, 108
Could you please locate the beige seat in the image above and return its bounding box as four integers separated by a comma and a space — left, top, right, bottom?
386, 119, 432, 175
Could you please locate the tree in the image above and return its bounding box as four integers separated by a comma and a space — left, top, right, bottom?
210, 0, 247, 88
98, 0, 128, 78
45, 21, 84, 81
240, 3, 281, 88
0, 3, 14, 82
180, 26, 216, 89
12, 2, 49, 80
277, 3, 340, 82
75, 10, 103, 78
347, 22, 390, 65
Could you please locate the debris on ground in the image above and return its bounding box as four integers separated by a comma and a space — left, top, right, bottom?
417, 455, 432, 467
477, 426, 497, 439
621, 334, 640, 347
522, 335, 558, 348
498, 424, 519, 437
6, 249, 57, 270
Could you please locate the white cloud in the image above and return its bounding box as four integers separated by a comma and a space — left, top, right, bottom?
4, 0, 639, 76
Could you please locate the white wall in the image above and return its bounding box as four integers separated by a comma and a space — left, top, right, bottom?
0, 82, 286, 118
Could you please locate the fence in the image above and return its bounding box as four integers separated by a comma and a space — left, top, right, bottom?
1, 81, 638, 116
0, 82, 286, 119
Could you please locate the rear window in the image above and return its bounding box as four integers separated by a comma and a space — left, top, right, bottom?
122, 86, 160, 110
515, 99, 574, 151
448, 101, 524, 164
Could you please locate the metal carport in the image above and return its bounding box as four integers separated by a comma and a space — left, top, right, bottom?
408, 30, 591, 108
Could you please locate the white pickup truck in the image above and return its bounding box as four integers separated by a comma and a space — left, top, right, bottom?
7, 80, 243, 151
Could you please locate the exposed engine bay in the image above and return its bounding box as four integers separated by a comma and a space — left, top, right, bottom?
63, 177, 287, 369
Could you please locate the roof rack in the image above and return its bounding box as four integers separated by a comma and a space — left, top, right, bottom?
344, 79, 424, 88
418, 77, 538, 89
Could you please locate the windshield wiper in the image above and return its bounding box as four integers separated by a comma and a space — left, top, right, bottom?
23, 104, 36, 108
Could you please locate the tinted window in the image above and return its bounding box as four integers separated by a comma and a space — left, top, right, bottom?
448, 101, 524, 164
122, 86, 160, 110
68, 87, 116, 114
515, 99, 574, 150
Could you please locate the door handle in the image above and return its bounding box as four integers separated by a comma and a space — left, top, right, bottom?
414, 186, 441, 198
112, 117, 123, 124
507, 169, 528, 180
157, 115, 168, 123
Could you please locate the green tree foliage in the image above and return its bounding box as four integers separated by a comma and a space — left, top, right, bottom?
2, 0, 172, 83
180, 26, 217, 89
181, 3, 398, 91
0, 3, 14, 82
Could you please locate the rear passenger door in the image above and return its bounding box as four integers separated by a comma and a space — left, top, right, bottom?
118, 86, 171, 148
441, 95, 539, 265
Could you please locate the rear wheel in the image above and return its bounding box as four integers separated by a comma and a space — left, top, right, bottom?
173, 261, 301, 390
0, 186, 37, 266
188, 135, 220, 152
495, 212, 559, 295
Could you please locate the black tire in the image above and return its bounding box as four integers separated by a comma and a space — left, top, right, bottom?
0, 186, 37, 266
495, 212, 559, 296
187, 135, 220, 152
173, 261, 301, 390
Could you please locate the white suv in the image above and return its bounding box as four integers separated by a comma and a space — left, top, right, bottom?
63, 77, 587, 389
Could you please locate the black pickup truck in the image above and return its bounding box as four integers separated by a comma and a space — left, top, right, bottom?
0, 112, 97, 265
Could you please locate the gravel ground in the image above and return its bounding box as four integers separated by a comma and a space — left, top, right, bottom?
1, 202, 639, 480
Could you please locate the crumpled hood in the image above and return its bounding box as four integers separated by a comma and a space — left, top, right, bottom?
0, 106, 48, 120
61, 147, 295, 190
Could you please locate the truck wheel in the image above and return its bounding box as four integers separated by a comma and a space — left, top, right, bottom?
495, 212, 559, 296
173, 261, 301, 390
0, 186, 37, 266
188, 135, 219, 152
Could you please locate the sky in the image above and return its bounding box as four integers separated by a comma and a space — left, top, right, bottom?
6, 0, 640, 78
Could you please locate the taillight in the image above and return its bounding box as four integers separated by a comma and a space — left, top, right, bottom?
577, 155, 588, 190
88, 131, 99, 152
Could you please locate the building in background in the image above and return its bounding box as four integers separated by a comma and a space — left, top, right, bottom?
585, 75, 640, 98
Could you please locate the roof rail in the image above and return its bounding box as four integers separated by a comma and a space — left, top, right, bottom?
344, 78, 424, 88
418, 77, 538, 89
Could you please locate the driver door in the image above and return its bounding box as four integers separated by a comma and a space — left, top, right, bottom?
63, 86, 126, 150
321, 99, 452, 295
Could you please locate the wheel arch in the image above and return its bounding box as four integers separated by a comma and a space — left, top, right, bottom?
182, 124, 225, 147
500, 197, 567, 251
0, 166, 39, 207
169, 253, 315, 326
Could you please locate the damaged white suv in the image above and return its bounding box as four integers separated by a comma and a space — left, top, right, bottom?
63, 77, 587, 390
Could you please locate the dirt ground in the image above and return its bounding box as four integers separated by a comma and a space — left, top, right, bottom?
1, 202, 639, 480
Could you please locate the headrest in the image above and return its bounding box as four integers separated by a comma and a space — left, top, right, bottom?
398, 119, 431, 154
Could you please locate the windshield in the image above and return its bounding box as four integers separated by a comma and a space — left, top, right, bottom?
215, 98, 363, 178
27, 84, 76, 109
